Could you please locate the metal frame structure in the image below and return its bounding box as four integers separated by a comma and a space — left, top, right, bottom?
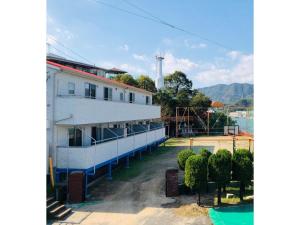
174, 106, 253, 137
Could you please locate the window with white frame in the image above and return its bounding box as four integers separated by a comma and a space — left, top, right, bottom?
146, 96, 150, 105
68, 82, 75, 95
85, 83, 96, 99
120, 92, 124, 101
104, 87, 113, 101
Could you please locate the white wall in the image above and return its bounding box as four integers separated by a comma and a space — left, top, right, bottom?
55, 97, 160, 125
55, 71, 152, 105
56, 128, 165, 169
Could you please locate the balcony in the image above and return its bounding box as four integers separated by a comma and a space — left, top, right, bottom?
55, 95, 161, 125
56, 127, 165, 170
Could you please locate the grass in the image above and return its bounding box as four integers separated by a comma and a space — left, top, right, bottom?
164, 138, 190, 147
112, 146, 175, 181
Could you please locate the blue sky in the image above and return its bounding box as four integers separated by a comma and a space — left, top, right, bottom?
47, 0, 253, 88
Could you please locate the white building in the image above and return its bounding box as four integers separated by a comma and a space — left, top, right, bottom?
46, 57, 165, 184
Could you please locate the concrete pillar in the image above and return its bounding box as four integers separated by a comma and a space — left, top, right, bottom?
106, 163, 112, 180
126, 156, 130, 168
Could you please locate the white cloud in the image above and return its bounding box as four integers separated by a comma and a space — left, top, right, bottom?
196, 54, 253, 87
184, 40, 207, 49
119, 63, 146, 75
133, 53, 147, 61
119, 44, 129, 52
163, 52, 199, 74
227, 50, 242, 60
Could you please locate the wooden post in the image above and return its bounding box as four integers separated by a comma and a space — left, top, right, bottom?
207, 112, 210, 136
189, 138, 193, 150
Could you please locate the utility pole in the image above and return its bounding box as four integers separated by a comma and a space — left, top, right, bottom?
207, 111, 210, 136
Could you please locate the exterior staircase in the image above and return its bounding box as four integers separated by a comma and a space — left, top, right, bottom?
47, 196, 72, 220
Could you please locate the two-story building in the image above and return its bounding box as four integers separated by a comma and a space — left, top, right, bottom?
46, 57, 165, 191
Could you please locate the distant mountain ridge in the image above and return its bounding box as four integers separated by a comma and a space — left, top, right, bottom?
199, 83, 253, 104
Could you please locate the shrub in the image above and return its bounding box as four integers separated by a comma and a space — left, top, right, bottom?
177, 149, 196, 170
199, 148, 212, 160
232, 149, 253, 201
208, 149, 232, 205
185, 155, 208, 205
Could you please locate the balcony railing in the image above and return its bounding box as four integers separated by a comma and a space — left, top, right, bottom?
56, 127, 166, 170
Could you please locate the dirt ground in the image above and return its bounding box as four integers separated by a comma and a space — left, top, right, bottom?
166, 136, 254, 154
51, 146, 213, 225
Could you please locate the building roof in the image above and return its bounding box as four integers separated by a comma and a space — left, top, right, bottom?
47, 54, 108, 71
107, 67, 127, 74
47, 60, 153, 95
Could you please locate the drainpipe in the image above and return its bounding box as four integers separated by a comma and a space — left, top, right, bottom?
49, 68, 61, 184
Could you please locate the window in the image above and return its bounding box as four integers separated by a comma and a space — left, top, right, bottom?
68, 128, 82, 146
104, 87, 113, 101
146, 96, 149, 105
68, 82, 75, 95
120, 92, 124, 101
85, 83, 96, 99
129, 92, 135, 103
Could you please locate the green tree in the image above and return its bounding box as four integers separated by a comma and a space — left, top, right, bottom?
199, 149, 212, 192
136, 75, 157, 93
153, 89, 176, 116
208, 149, 232, 205
190, 92, 212, 108
177, 149, 196, 170
164, 71, 192, 96
232, 149, 253, 201
176, 89, 190, 107
112, 73, 138, 87
185, 155, 208, 205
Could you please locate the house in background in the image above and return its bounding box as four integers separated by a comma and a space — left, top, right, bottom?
46, 56, 165, 193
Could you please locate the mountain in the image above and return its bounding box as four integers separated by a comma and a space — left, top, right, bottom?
199, 83, 253, 104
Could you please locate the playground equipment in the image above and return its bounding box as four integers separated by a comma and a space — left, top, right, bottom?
173, 102, 252, 137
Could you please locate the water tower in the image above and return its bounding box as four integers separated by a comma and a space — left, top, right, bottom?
155, 55, 164, 90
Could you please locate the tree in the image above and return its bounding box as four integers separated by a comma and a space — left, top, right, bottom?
185, 155, 208, 205
177, 149, 196, 170
208, 149, 232, 205
199, 149, 212, 192
136, 75, 157, 93
153, 89, 176, 116
232, 149, 253, 201
176, 89, 190, 107
190, 92, 212, 108
112, 73, 138, 87
164, 71, 192, 96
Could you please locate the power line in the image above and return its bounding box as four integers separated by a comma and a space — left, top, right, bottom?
122, 0, 234, 51
49, 45, 79, 61
48, 36, 95, 65
92, 0, 233, 51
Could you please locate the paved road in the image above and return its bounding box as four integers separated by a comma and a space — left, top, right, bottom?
52, 147, 212, 225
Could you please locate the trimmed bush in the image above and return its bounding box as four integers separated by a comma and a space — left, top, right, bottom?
177, 149, 196, 170
208, 149, 232, 205
232, 149, 253, 201
199, 148, 212, 160
185, 155, 208, 205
